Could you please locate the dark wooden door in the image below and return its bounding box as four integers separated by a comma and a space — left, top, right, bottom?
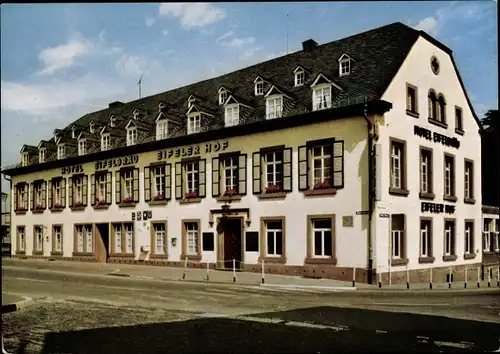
223, 219, 242, 269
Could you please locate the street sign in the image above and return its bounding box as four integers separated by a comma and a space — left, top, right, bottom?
379, 213, 390, 218
356, 210, 369, 215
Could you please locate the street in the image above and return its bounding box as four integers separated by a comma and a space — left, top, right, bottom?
2, 262, 500, 353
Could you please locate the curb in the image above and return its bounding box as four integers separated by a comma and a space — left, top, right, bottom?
1, 297, 48, 314
260, 284, 357, 291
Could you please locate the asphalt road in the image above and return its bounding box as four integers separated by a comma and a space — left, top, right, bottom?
2, 265, 500, 353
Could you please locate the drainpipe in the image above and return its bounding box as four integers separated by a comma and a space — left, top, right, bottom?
3, 174, 12, 252
363, 104, 375, 284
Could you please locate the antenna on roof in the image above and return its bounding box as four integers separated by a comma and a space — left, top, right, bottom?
286, 12, 289, 55
138, 75, 143, 99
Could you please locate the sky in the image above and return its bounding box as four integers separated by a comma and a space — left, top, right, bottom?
0, 1, 498, 196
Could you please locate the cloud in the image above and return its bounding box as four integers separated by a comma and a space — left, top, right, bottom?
37, 38, 92, 75
158, 3, 226, 29
413, 17, 437, 35
162, 29, 169, 36
216, 30, 233, 43
145, 16, 156, 27
115, 55, 149, 78
221, 36, 256, 49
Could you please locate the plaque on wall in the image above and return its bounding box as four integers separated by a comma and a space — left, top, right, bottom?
342, 216, 354, 227
245, 231, 259, 252
137, 212, 142, 221
147, 210, 152, 219
143, 211, 148, 221
132, 212, 135, 221
202, 232, 215, 251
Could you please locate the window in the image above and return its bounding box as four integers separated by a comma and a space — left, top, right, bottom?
339, 59, 350, 76
49, 178, 65, 209
78, 140, 86, 156
72, 127, 77, 139
75, 225, 93, 254
32, 180, 46, 210
264, 150, 283, 191
187, 114, 201, 134
266, 96, 283, 119
253, 147, 292, 195
123, 170, 134, 202
428, 91, 438, 120
125, 223, 133, 253
182, 220, 200, 259
34, 226, 43, 253
110, 116, 116, 127
295, 71, 305, 86
89, 122, 94, 133
145, 164, 172, 202
444, 155, 455, 198
39, 149, 45, 163
420, 219, 432, 258
116, 169, 139, 204
113, 224, 122, 253
225, 105, 239, 126
312, 219, 333, 258
212, 154, 246, 197
152, 222, 167, 256
219, 90, 227, 105
57, 145, 65, 160
52, 225, 63, 253
464, 221, 474, 255
311, 144, 332, 188
255, 80, 264, 96
391, 214, 405, 261
444, 220, 456, 257
91, 172, 111, 206
264, 219, 283, 257
127, 128, 137, 146
156, 121, 168, 140
153, 165, 165, 199
438, 95, 446, 123
455, 107, 463, 131
406, 84, 418, 114
22, 153, 29, 166
14, 183, 28, 212
495, 220, 500, 252
419, 148, 433, 195
464, 160, 474, 200
483, 219, 491, 252
16, 226, 26, 252
175, 160, 206, 200
101, 134, 110, 151
69, 175, 87, 207
312, 86, 332, 111
390, 140, 407, 193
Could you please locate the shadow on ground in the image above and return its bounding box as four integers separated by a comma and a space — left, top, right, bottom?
28, 306, 500, 353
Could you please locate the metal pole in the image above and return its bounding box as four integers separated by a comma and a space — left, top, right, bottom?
352, 266, 356, 287
429, 267, 433, 290
261, 259, 265, 284
378, 269, 382, 288
232, 259, 236, 283
448, 267, 452, 289
497, 264, 500, 287
388, 224, 392, 287
488, 266, 491, 288
206, 261, 210, 281
477, 266, 480, 288
406, 263, 410, 290
182, 257, 188, 280
464, 267, 468, 288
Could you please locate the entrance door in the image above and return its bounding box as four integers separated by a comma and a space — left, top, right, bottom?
95, 223, 110, 263
223, 218, 242, 269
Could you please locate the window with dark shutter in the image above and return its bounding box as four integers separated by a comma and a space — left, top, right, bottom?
106, 172, 112, 204
48, 180, 53, 209
238, 154, 247, 195
115, 171, 121, 204
90, 174, 96, 206
30, 183, 34, 210
144, 166, 151, 202
198, 159, 206, 198
175, 162, 182, 199
14, 185, 19, 211
165, 164, 172, 200
82, 175, 88, 206
212, 157, 220, 197
283, 148, 292, 192
68, 177, 73, 207
333, 141, 344, 188
41, 181, 47, 209
252, 152, 261, 194
298, 145, 308, 190
133, 168, 139, 202
61, 178, 66, 208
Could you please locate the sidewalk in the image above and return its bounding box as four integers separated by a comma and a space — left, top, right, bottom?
3, 258, 500, 293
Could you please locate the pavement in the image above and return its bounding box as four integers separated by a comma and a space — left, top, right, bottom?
2, 258, 500, 353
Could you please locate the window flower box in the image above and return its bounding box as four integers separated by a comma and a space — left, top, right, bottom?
185, 191, 198, 198
153, 193, 164, 201
54, 202, 62, 208
35, 204, 43, 209
74, 201, 84, 207
123, 196, 134, 203
16, 207, 27, 212
265, 184, 281, 193
313, 181, 331, 190
96, 199, 106, 206
223, 188, 238, 196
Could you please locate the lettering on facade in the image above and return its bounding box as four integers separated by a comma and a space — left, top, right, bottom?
414, 125, 460, 149
61, 165, 83, 175
157, 141, 229, 161
95, 155, 139, 171
421, 202, 455, 214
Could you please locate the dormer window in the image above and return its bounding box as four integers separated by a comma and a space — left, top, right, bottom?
110, 116, 117, 127
133, 110, 140, 120
266, 96, 283, 119
187, 114, 201, 134
57, 145, 65, 160
219, 90, 228, 105
22, 152, 29, 167
89, 122, 95, 133
156, 121, 168, 140
78, 140, 86, 156
295, 70, 305, 87
54, 133, 59, 143
338, 54, 352, 77
72, 127, 77, 139
255, 80, 264, 96
127, 127, 137, 146
158, 102, 166, 113
101, 134, 111, 151
39, 148, 46, 163
313, 85, 332, 111
225, 105, 239, 127
188, 96, 198, 109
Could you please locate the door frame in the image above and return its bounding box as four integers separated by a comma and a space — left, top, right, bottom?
94, 223, 110, 263
217, 216, 245, 268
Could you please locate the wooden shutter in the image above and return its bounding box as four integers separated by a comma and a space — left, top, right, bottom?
68, 177, 73, 207
48, 180, 53, 209
298, 145, 309, 191
133, 168, 139, 202
198, 159, 206, 198
82, 175, 88, 206
90, 174, 96, 206
14, 185, 18, 211
165, 164, 172, 200
29, 183, 34, 210
212, 157, 220, 197
283, 148, 292, 192
41, 181, 47, 209
333, 141, 344, 188
115, 171, 121, 204
252, 152, 261, 194
144, 166, 151, 202
175, 162, 182, 200
61, 178, 66, 208
24, 184, 29, 210
106, 172, 112, 204
238, 154, 247, 195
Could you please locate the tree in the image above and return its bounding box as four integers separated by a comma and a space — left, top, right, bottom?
481, 109, 499, 207
481, 109, 498, 133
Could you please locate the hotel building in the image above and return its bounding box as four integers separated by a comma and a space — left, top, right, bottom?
2, 22, 489, 284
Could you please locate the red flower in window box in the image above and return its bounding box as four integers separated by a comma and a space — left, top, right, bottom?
185, 191, 198, 198
223, 188, 238, 196
265, 184, 281, 193
123, 196, 134, 203
153, 193, 164, 201
74, 201, 83, 207
96, 199, 106, 205
313, 181, 331, 190
54, 202, 62, 208
35, 203, 43, 209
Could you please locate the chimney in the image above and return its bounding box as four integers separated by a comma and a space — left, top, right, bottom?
109, 101, 124, 109
302, 39, 318, 52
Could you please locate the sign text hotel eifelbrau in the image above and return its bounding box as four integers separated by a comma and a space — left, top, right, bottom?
95, 155, 140, 171
157, 140, 229, 160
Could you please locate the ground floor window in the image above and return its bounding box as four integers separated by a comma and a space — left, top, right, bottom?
307, 216, 334, 260
52, 225, 63, 253
17, 226, 26, 252
391, 214, 405, 260
260, 217, 285, 261
444, 220, 456, 256
420, 219, 432, 258
182, 220, 201, 258
75, 224, 93, 253
112, 223, 135, 254
464, 221, 474, 254
151, 222, 168, 256
34, 225, 43, 253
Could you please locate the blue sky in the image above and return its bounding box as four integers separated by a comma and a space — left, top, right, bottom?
0, 1, 498, 194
